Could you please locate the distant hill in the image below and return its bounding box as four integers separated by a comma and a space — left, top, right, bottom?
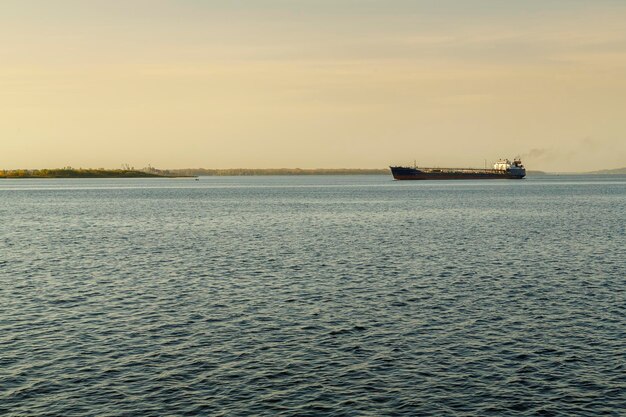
586, 167, 626, 175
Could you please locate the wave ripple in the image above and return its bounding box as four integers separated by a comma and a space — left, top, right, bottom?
1, 176, 625, 416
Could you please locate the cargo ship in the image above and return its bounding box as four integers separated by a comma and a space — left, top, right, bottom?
390, 158, 526, 180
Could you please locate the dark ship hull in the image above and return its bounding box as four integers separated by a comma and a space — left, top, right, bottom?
390, 166, 525, 180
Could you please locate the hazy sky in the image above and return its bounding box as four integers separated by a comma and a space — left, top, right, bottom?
2, 0, 625, 171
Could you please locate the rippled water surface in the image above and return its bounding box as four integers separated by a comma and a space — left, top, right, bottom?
1, 175, 625, 416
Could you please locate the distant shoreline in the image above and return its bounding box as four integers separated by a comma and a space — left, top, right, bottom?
144, 168, 626, 176
152, 168, 626, 176
1, 167, 625, 178
0, 169, 194, 179
0, 168, 389, 178
161, 168, 390, 176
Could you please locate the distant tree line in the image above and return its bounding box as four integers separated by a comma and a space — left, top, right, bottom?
0, 168, 164, 178
157, 168, 389, 176
4, 166, 620, 178
1, 167, 390, 178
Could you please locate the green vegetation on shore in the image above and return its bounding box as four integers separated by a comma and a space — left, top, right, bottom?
0, 168, 169, 178
1, 167, 389, 178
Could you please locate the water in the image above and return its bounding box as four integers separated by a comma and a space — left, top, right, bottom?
1, 175, 624, 416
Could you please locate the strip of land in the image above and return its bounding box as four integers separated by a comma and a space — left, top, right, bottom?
2, 167, 624, 178
0, 169, 191, 178
157, 168, 389, 176
1, 168, 390, 178
161, 168, 553, 176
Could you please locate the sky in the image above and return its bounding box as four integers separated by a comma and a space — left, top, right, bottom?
1, 0, 625, 171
